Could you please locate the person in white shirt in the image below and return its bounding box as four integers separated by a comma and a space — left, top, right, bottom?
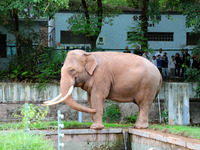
142, 51, 151, 60
151, 56, 157, 66
169, 55, 176, 78
155, 48, 163, 58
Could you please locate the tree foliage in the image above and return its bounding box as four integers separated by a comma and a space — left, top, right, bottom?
67, 0, 119, 49
179, 0, 200, 97
9, 47, 66, 89
157, 0, 200, 96
0, 0, 69, 55
126, 0, 161, 51
103, 0, 128, 6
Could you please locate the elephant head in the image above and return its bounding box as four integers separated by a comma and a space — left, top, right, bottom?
43, 50, 97, 113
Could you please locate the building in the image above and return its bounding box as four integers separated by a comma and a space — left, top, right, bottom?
48, 10, 198, 52
0, 18, 48, 71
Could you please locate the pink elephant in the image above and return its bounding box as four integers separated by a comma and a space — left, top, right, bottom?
44, 50, 162, 130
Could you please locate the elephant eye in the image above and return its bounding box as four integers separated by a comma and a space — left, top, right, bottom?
69, 69, 75, 74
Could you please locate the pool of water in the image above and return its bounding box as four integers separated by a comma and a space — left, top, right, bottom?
43, 128, 197, 150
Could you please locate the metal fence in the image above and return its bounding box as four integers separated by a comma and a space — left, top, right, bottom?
0, 103, 64, 149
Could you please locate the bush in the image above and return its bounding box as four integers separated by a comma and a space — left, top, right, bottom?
125, 112, 138, 123
186, 44, 200, 98
0, 131, 54, 150
0, 69, 6, 80
160, 110, 169, 123
103, 102, 121, 123
34, 47, 67, 89
9, 46, 67, 89
12, 104, 49, 130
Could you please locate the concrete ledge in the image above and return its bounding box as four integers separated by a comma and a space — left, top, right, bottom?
129, 129, 200, 150
40, 128, 122, 135
1, 128, 200, 149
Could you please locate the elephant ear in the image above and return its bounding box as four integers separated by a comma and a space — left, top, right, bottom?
84, 52, 97, 75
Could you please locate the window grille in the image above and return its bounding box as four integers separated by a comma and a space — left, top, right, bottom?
148, 32, 174, 41
186, 32, 200, 45
0, 34, 6, 58
127, 32, 174, 42
60, 31, 89, 44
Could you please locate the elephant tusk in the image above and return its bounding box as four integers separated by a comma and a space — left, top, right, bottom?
43, 85, 74, 106
43, 93, 62, 104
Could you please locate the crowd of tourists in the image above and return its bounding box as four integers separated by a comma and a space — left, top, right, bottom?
124, 46, 199, 79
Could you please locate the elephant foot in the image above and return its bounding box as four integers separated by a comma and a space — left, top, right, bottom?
134, 122, 149, 129
90, 123, 104, 130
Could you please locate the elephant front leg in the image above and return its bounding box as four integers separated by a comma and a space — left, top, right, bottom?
90, 93, 104, 130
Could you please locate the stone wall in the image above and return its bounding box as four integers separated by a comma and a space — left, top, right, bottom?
0, 82, 199, 124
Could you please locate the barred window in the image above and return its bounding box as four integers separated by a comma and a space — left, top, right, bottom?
127, 32, 174, 42
60, 31, 89, 44
0, 34, 6, 58
186, 32, 200, 45
148, 32, 174, 41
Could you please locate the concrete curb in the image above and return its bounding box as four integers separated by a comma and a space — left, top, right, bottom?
129, 129, 200, 150
1, 128, 199, 149
38, 128, 123, 135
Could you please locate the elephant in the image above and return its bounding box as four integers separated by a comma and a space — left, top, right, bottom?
43, 50, 162, 130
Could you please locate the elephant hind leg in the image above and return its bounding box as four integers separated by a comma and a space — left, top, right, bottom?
134, 103, 150, 129
134, 91, 155, 129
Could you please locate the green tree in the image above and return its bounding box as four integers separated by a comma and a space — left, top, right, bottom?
0, 0, 69, 56
181, 0, 200, 97
155, 0, 200, 96
126, 0, 161, 51
103, 0, 128, 6
67, 0, 118, 49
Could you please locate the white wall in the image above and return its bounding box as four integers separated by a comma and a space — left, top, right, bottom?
52, 12, 194, 50
48, 18, 55, 47
0, 82, 198, 102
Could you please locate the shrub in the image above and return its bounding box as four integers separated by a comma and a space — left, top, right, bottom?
9, 46, 37, 82
0, 69, 6, 80
34, 47, 67, 89
160, 110, 169, 123
0, 131, 54, 150
12, 104, 49, 130
125, 112, 138, 123
103, 101, 121, 123
9, 46, 67, 89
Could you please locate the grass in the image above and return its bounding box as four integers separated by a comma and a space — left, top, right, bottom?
0, 131, 54, 150
0, 121, 199, 140
0, 121, 133, 130
149, 124, 200, 139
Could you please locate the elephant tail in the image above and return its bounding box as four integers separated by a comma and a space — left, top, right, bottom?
155, 75, 162, 99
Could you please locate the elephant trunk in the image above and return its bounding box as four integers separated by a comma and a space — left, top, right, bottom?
43, 84, 96, 113
65, 95, 96, 113
60, 79, 96, 113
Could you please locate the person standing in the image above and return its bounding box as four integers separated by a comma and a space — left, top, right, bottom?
134, 45, 143, 56
163, 52, 168, 61
184, 49, 191, 67
175, 53, 182, 77
182, 49, 191, 78
180, 49, 185, 77
180, 49, 184, 57
192, 53, 199, 69
169, 55, 176, 78
142, 51, 151, 60
162, 55, 169, 79
157, 54, 162, 75
155, 48, 163, 58
124, 46, 131, 53
151, 56, 157, 66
